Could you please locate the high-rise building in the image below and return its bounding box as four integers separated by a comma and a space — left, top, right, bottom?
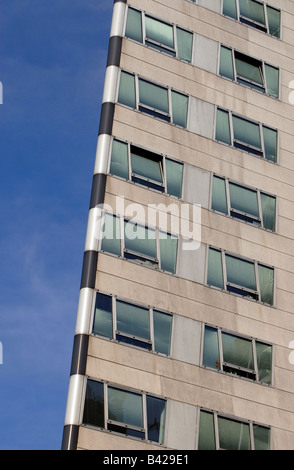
62, 0, 294, 450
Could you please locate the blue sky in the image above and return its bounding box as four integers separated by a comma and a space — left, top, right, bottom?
0, 0, 113, 449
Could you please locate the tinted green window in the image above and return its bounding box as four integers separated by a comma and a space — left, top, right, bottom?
229, 182, 259, 219
131, 147, 163, 184
219, 46, 234, 80
235, 52, 264, 90
171, 91, 188, 128
93, 293, 113, 338
101, 213, 121, 256
110, 140, 129, 179
222, 332, 254, 370
207, 248, 224, 289
159, 232, 178, 273
263, 126, 277, 162
153, 310, 172, 355
116, 300, 150, 341
239, 0, 265, 26
146, 396, 166, 444
212, 176, 227, 214
145, 16, 175, 55
223, 0, 237, 19
258, 264, 274, 305
218, 416, 251, 450
139, 79, 169, 114
216, 109, 231, 145
267, 6, 280, 38
253, 425, 271, 450
108, 387, 143, 428
256, 341, 272, 385
125, 8, 143, 43
232, 115, 261, 151
176, 27, 193, 62
265, 64, 279, 98
165, 158, 183, 198
118, 71, 136, 108
124, 221, 157, 266
225, 254, 256, 291
261, 192, 276, 231
203, 326, 220, 370
83, 380, 104, 428
198, 410, 216, 450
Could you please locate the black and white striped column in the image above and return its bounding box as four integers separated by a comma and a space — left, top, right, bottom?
61, 0, 126, 450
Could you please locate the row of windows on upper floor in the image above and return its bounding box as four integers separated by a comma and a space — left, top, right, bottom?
109, 138, 277, 232
91, 290, 273, 386
125, 6, 280, 99
82, 377, 271, 449
101, 213, 275, 306
117, 70, 279, 164
188, 0, 281, 38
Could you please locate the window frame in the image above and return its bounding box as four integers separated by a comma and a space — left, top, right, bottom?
109, 138, 184, 198
91, 291, 173, 355
210, 173, 277, 231
125, 6, 194, 63
100, 212, 179, 274
82, 378, 167, 444
117, 70, 189, 128
206, 246, 275, 305
202, 323, 273, 384
198, 408, 271, 450
215, 107, 278, 163
222, 0, 281, 38
219, 44, 280, 98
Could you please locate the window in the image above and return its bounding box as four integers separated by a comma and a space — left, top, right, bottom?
101, 213, 178, 274
198, 409, 271, 450
83, 379, 166, 444
219, 46, 279, 97
207, 247, 274, 305
222, 0, 281, 38
215, 108, 278, 162
118, 71, 189, 128
202, 325, 272, 384
211, 174, 276, 231
110, 139, 184, 198
125, 7, 193, 63
92, 292, 173, 355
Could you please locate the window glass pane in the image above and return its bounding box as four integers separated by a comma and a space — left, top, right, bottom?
263, 126, 277, 163
198, 410, 216, 450
256, 341, 272, 385
260, 192, 276, 231
176, 27, 193, 62
229, 182, 259, 218
216, 109, 231, 145
253, 425, 271, 450
171, 91, 188, 128
265, 64, 279, 98
218, 416, 251, 450
116, 300, 150, 341
131, 147, 163, 183
222, 332, 254, 370
110, 140, 129, 179
223, 0, 237, 19
232, 115, 261, 150
146, 396, 166, 444
125, 8, 143, 43
235, 52, 263, 86
212, 176, 227, 214
225, 254, 256, 291
258, 264, 274, 305
165, 158, 183, 198
207, 248, 224, 289
108, 387, 143, 428
118, 71, 136, 108
153, 310, 172, 355
203, 326, 220, 370
219, 46, 234, 80
239, 0, 265, 26
139, 79, 169, 114
159, 232, 178, 273
83, 380, 104, 428
145, 16, 174, 52
93, 293, 113, 338
101, 213, 121, 256
267, 6, 280, 38
124, 221, 157, 266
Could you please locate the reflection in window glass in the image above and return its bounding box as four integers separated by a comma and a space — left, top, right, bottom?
222, 332, 254, 371
232, 115, 261, 153
118, 71, 136, 108
108, 386, 143, 429
212, 176, 227, 215
83, 379, 104, 428
198, 410, 216, 450
203, 326, 220, 370
124, 221, 158, 267
218, 416, 251, 450
110, 139, 129, 179
207, 248, 224, 289
101, 213, 121, 256
171, 91, 188, 128
176, 27, 193, 62
116, 300, 150, 345
256, 341, 272, 385
253, 424, 271, 450
125, 7, 143, 42
226, 254, 257, 293
261, 192, 276, 231
165, 158, 183, 198
153, 310, 172, 355
215, 108, 231, 145
146, 396, 166, 444
92, 292, 113, 339
159, 232, 178, 273
219, 46, 234, 81
267, 6, 280, 38
145, 16, 175, 55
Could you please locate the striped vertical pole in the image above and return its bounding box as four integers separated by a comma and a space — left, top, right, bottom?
61, 0, 126, 450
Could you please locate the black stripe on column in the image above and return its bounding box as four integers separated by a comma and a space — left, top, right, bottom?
89, 173, 107, 209
61, 425, 79, 450
107, 36, 123, 67
80, 250, 98, 289
70, 334, 89, 376
98, 102, 115, 136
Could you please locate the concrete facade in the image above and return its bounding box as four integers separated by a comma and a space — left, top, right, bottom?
62, 0, 294, 450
